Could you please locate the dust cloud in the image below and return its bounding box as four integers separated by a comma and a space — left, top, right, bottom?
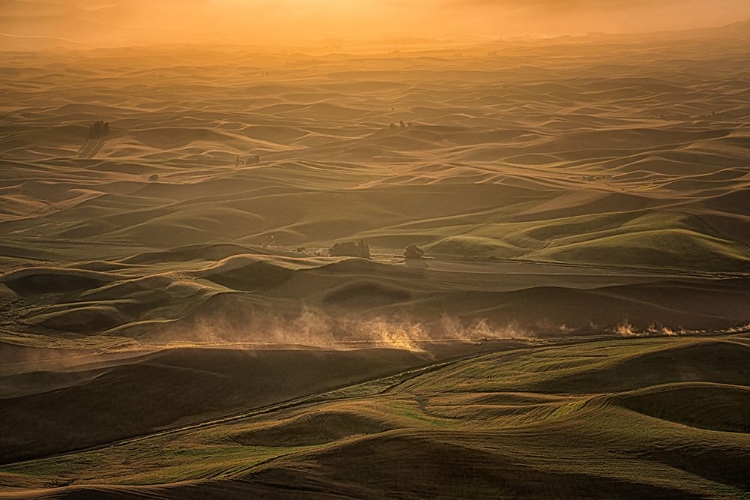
615, 321, 750, 338
152, 312, 747, 351
150, 308, 531, 352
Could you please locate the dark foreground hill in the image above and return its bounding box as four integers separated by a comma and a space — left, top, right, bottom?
1, 334, 748, 499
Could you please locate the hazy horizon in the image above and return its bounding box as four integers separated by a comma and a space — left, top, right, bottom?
2, 0, 750, 49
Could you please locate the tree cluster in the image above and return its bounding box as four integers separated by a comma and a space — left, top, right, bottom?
404, 244, 425, 260
389, 120, 411, 130
329, 240, 371, 259
236, 155, 261, 167
88, 121, 110, 139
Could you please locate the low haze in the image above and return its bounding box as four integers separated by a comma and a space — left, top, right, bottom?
3, 0, 750, 47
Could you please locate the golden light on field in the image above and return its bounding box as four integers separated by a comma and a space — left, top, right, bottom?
2, 0, 750, 493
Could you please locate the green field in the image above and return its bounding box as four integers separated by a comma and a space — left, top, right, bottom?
1, 334, 748, 499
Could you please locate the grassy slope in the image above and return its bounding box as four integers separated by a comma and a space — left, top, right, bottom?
0, 348, 436, 464
430, 211, 750, 272
2, 334, 749, 499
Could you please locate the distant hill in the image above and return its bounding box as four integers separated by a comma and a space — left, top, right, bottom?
1, 0, 749, 51
0, 0, 191, 50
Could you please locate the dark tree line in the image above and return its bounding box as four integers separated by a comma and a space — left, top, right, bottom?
89, 121, 110, 139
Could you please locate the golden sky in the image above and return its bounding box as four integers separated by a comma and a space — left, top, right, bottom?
3, 0, 750, 46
